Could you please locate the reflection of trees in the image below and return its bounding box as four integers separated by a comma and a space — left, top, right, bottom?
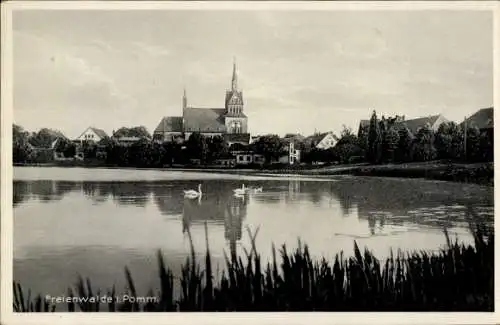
108, 182, 151, 207
13, 181, 79, 205
153, 183, 184, 216
328, 177, 494, 232
13, 181, 30, 207
80, 182, 151, 206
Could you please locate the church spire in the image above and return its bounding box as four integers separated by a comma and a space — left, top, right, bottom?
231, 57, 238, 91
182, 87, 187, 110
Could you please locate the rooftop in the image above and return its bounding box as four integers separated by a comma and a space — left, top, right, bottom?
154, 116, 183, 133
183, 107, 227, 133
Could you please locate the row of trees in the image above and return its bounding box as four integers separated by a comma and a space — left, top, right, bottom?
13, 122, 291, 167
363, 111, 493, 164
297, 111, 493, 165
13, 115, 494, 167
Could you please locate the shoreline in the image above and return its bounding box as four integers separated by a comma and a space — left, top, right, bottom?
13, 161, 493, 186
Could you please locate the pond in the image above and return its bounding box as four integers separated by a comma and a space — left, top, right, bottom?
13, 167, 494, 302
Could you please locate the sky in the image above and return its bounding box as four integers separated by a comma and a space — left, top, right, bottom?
12, 9, 493, 138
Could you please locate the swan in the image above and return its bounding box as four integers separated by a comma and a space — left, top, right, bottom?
233, 184, 246, 195
184, 184, 202, 199
253, 186, 263, 193
234, 192, 245, 199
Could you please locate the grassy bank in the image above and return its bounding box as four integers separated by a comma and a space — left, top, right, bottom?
347, 162, 494, 186
13, 215, 493, 312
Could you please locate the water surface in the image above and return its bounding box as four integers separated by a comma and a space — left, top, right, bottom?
13, 167, 493, 301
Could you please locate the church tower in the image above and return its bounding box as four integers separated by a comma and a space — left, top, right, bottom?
224, 58, 247, 134
182, 87, 187, 110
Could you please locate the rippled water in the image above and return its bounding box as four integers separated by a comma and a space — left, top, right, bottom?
13, 167, 494, 301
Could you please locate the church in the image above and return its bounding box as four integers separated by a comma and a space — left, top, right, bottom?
153, 61, 250, 145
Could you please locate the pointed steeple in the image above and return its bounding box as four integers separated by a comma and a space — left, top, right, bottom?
231, 57, 238, 91
182, 87, 187, 110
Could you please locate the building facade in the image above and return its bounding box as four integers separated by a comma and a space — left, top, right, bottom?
153, 61, 250, 145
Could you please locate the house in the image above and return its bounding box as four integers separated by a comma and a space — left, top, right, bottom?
357, 114, 448, 138
233, 151, 254, 166
75, 126, 109, 143
214, 154, 236, 168
461, 107, 493, 132
276, 141, 300, 165
401, 114, 448, 134
305, 132, 339, 150
153, 60, 250, 146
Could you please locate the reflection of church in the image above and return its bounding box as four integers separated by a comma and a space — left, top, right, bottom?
224, 196, 246, 259
181, 188, 248, 258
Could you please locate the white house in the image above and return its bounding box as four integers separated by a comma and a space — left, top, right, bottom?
305, 132, 338, 150
278, 142, 301, 165
75, 127, 109, 143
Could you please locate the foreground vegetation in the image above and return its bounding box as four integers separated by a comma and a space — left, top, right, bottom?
14, 214, 494, 312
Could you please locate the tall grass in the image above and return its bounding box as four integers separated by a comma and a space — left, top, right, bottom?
13, 216, 493, 312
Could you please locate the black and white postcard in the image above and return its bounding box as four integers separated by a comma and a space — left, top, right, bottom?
1, 1, 498, 325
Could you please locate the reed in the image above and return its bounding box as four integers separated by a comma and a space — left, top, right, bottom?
13, 219, 493, 312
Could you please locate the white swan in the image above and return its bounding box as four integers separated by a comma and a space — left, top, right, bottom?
253, 186, 263, 193
184, 184, 202, 199
233, 184, 246, 195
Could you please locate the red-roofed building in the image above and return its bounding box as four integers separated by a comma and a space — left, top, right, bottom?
153, 60, 250, 145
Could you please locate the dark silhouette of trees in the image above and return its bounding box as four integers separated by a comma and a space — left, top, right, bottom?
253, 135, 286, 162
413, 124, 437, 162
112, 126, 151, 139
367, 110, 382, 164
13, 124, 33, 163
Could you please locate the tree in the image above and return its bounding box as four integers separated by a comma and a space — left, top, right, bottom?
395, 127, 413, 163
54, 138, 76, 158
253, 135, 286, 163
334, 126, 363, 164
207, 135, 229, 162
113, 126, 151, 139
479, 129, 493, 162
413, 124, 436, 162
186, 132, 209, 163
82, 140, 98, 160
367, 110, 382, 164
435, 122, 463, 160
465, 126, 481, 162
13, 124, 33, 163
381, 126, 400, 163
29, 128, 62, 148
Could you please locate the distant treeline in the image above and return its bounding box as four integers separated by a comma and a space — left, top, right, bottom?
13, 111, 493, 168
303, 111, 493, 165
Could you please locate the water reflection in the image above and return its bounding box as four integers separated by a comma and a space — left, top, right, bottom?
14, 175, 494, 301
13, 178, 494, 236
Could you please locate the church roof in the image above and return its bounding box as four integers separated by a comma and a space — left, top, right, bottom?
183, 107, 227, 133
154, 116, 183, 133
